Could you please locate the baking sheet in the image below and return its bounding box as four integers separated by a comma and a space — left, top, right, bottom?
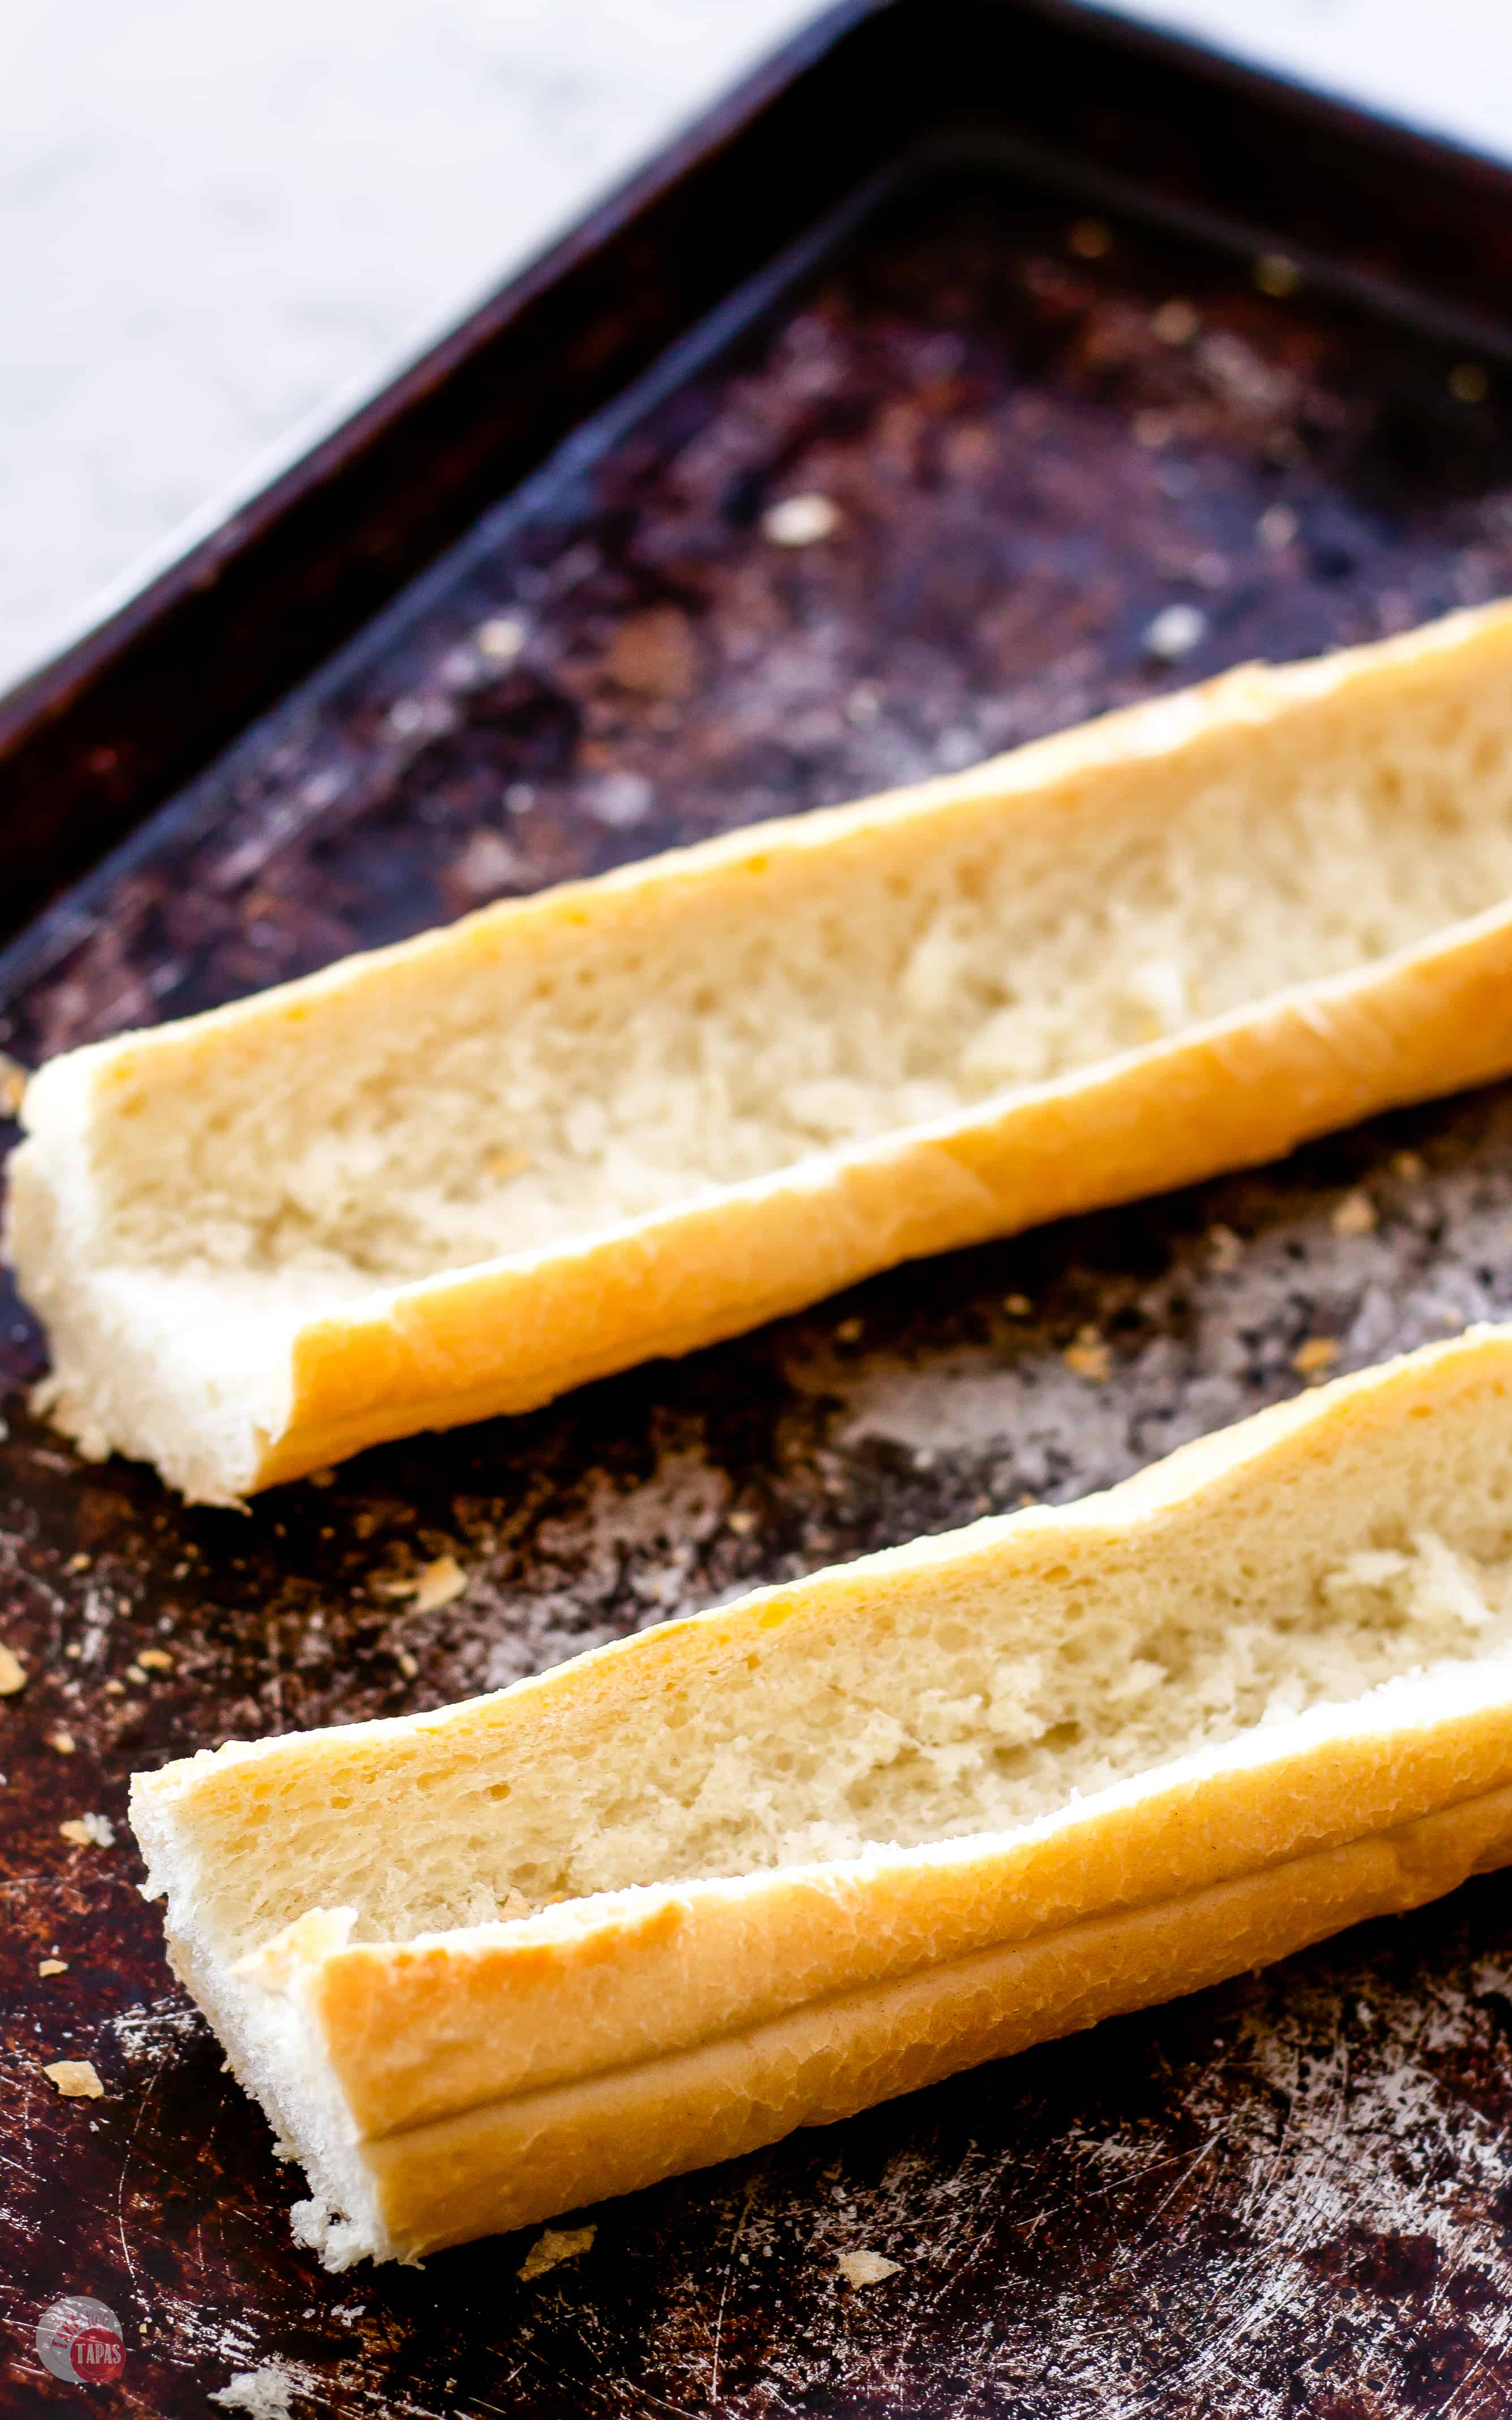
6, 147, 1512, 2417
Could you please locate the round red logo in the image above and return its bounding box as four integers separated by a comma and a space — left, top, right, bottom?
36, 2296, 125, 2385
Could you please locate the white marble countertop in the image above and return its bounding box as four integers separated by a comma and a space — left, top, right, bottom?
3, 0, 1510, 698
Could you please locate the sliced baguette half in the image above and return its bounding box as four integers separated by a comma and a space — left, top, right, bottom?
15, 598, 1512, 1501
132, 1324, 1512, 2265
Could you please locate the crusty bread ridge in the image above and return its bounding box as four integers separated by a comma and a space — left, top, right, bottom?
132, 1326, 1512, 2263
15, 597, 1512, 1500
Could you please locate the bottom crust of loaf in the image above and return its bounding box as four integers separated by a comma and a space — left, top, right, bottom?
327, 1776, 1512, 2263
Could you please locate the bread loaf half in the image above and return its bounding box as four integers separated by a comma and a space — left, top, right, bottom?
131, 1326, 1512, 2265
15, 599, 1512, 1501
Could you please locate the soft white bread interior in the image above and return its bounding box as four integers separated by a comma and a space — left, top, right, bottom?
15, 598, 1512, 1500
131, 1327, 1512, 2263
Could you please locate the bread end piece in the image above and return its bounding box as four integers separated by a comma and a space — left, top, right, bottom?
134, 1771, 398, 2263
6, 1047, 292, 1503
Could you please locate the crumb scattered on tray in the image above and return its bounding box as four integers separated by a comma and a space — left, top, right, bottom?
60, 1813, 116, 1848
1392, 1149, 1426, 1182
209, 2365, 298, 2418
39, 1959, 67, 1977
836, 2249, 902, 2287
1064, 1326, 1111, 1382
762, 493, 839, 546
1003, 1292, 1033, 1315
0, 1643, 25, 1695
1293, 1337, 1339, 1379
44, 2059, 102, 2099
384, 1554, 467, 1614
1206, 1224, 1242, 1273
1331, 1191, 1377, 1238
1143, 602, 1207, 661
519, 2223, 597, 2282
48, 1729, 76, 1756
476, 615, 527, 663
136, 1646, 173, 1672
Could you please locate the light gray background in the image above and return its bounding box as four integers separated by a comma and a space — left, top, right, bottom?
4, 0, 1510, 698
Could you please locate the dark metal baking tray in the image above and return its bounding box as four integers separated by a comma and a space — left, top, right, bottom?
7, 2, 1512, 2411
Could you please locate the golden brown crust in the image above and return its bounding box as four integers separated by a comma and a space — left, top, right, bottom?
304, 1680, 1512, 2139
257, 892, 1512, 1487
360, 1778, 1512, 2257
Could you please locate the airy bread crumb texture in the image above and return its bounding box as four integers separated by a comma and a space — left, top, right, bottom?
42, 648, 1512, 1283
148, 1350, 1512, 1961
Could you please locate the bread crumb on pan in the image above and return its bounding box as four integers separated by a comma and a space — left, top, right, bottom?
381, 1555, 467, 1614
1207, 1224, 1243, 1272
1293, 1337, 1339, 1378
762, 493, 839, 546
43, 2059, 102, 2099
518, 2225, 596, 2283
1063, 1325, 1111, 1382
837, 2251, 902, 2287
208, 2365, 298, 2418
1331, 1191, 1377, 1237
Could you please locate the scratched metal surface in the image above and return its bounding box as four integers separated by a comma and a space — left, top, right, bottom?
6, 161, 1512, 2415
